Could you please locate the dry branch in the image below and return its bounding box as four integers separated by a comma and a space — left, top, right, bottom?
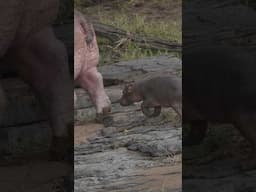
93, 22, 181, 52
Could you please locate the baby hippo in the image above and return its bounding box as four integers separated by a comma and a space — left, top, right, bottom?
74, 10, 111, 118
120, 75, 182, 118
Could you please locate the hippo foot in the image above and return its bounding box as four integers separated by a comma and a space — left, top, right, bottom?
95, 113, 113, 127
50, 136, 73, 162
95, 105, 112, 124
141, 106, 161, 117
102, 105, 111, 115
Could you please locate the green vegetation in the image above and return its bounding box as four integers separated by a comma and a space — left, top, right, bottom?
97, 37, 171, 65
77, 0, 181, 65
97, 10, 181, 43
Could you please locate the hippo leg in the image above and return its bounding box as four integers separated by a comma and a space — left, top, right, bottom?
16, 28, 73, 160
234, 112, 256, 170
141, 100, 161, 117
171, 102, 182, 122
141, 105, 161, 117
78, 67, 111, 116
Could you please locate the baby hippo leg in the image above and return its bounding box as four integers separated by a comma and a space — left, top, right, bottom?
171, 102, 182, 123
78, 67, 111, 117
141, 100, 161, 117
172, 102, 182, 118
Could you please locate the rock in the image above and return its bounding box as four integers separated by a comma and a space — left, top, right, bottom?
99, 55, 182, 84
75, 148, 181, 192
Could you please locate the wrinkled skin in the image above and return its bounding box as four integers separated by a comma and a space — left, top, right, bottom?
0, 0, 73, 160
74, 10, 111, 117
120, 75, 182, 118
183, 46, 256, 170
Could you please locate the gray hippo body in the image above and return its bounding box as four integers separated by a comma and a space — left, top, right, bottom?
0, 0, 73, 159
183, 46, 256, 169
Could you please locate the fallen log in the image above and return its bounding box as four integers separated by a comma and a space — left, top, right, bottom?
93, 22, 181, 52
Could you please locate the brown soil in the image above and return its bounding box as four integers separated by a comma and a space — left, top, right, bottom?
74, 123, 104, 145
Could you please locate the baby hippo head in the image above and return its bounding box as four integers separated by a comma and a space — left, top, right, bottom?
119, 83, 141, 106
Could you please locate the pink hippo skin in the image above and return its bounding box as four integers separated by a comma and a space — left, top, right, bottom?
74, 10, 111, 118
0, 1, 73, 159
